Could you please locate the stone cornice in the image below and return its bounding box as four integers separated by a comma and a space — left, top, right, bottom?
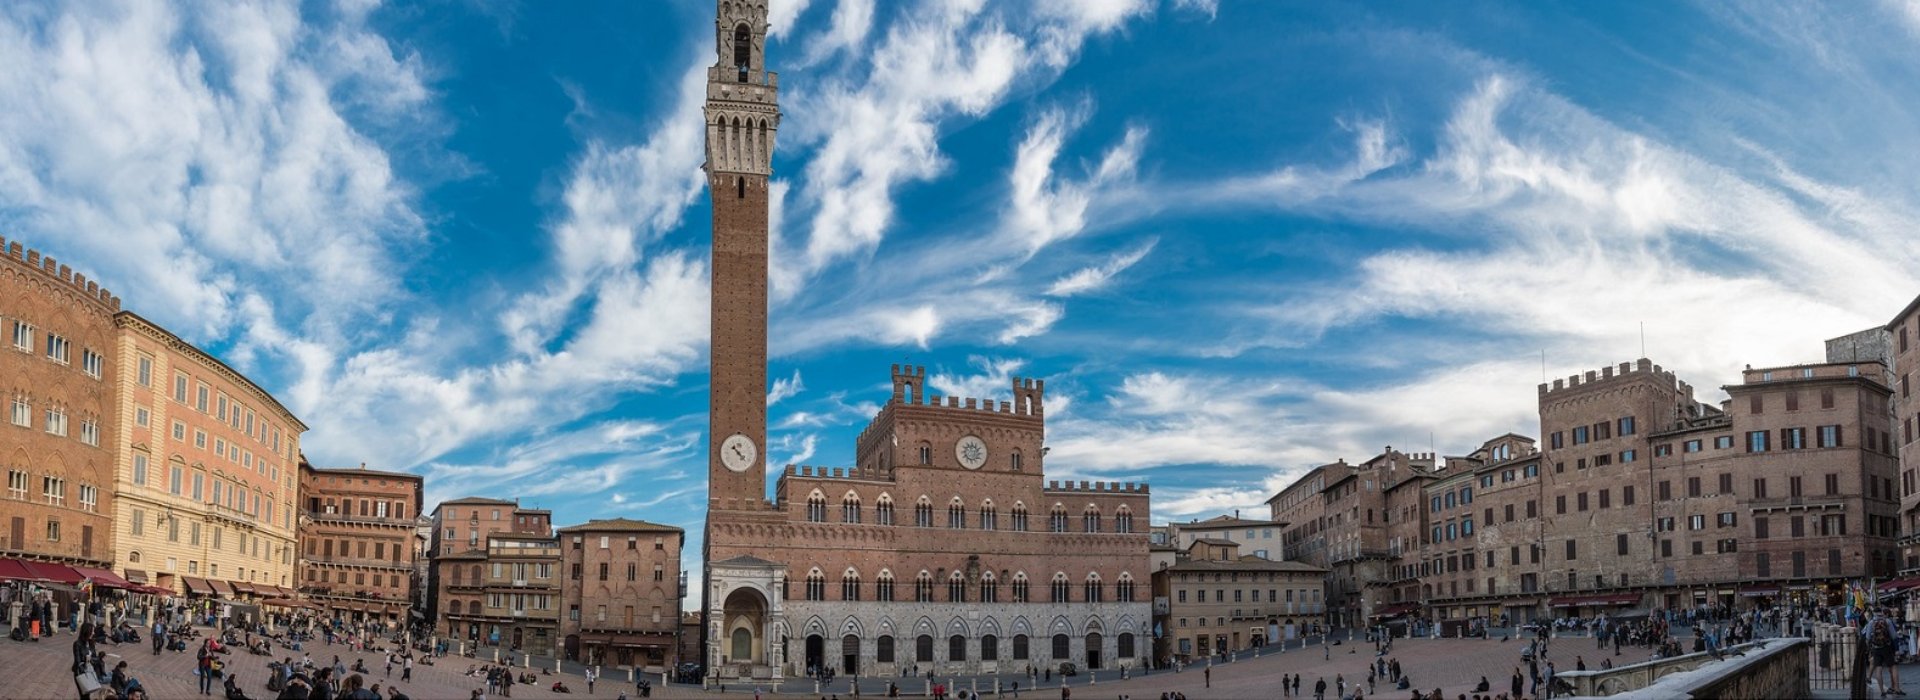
114, 310, 307, 432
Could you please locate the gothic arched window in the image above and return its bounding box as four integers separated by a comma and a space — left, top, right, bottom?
806, 491, 826, 522
915, 497, 934, 527
915, 571, 935, 602
841, 568, 861, 601
805, 569, 826, 601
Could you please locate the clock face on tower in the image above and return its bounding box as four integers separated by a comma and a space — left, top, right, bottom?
955, 435, 988, 470
721, 434, 758, 473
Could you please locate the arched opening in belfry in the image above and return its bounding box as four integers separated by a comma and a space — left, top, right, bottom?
734, 24, 751, 81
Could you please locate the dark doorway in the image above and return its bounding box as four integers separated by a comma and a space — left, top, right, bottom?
842, 634, 860, 675
805, 634, 824, 674
1085, 633, 1103, 670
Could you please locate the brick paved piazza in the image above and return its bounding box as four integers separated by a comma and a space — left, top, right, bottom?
0, 625, 1604, 699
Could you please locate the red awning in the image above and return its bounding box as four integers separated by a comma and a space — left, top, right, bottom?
73, 567, 138, 590
1548, 593, 1640, 608
0, 558, 43, 582
208, 580, 234, 597
20, 561, 84, 585
229, 581, 256, 596
1880, 577, 1920, 592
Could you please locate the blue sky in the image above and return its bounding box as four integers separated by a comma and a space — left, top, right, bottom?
8, 0, 1920, 605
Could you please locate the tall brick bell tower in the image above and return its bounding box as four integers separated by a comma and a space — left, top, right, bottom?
702, 0, 788, 682
705, 0, 778, 508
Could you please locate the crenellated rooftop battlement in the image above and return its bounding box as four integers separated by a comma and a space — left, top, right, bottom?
1537, 357, 1693, 402
1, 236, 121, 312
859, 366, 1048, 447
783, 464, 888, 481
1045, 479, 1150, 495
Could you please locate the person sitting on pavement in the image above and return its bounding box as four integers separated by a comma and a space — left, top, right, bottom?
225, 673, 253, 700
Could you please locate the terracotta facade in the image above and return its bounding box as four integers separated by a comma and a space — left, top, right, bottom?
0, 237, 119, 567
428, 497, 556, 654
297, 463, 422, 622
557, 519, 685, 671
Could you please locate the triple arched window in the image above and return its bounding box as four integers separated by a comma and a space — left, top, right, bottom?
842, 493, 861, 523
806, 492, 826, 522
804, 569, 826, 601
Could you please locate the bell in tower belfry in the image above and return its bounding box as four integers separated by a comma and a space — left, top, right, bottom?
704, 0, 780, 508
706, 1, 778, 178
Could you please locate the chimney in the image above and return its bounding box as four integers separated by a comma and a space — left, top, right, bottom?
360, 462, 367, 470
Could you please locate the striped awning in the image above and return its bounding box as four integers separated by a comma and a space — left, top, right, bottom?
208, 579, 234, 597
124, 569, 148, 584
182, 577, 214, 595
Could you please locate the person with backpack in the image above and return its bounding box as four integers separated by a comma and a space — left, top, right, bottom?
1868, 608, 1905, 696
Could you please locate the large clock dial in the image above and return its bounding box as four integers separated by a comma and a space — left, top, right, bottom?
955, 435, 988, 470
721, 434, 758, 473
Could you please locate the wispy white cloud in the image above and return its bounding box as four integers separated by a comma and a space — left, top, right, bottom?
776, 0, 1156, 291
0, 0, 429, 345
498, 54, 711, 356
1170, 0, 1218, 20
799, 0, 874, 65
419, 417, 702, 506
768, 0, 815, 38
1046, 238, 1156, 297
928, 356, 1028, 401
767, 369, 807, 406
1004, 103, 1149, 254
